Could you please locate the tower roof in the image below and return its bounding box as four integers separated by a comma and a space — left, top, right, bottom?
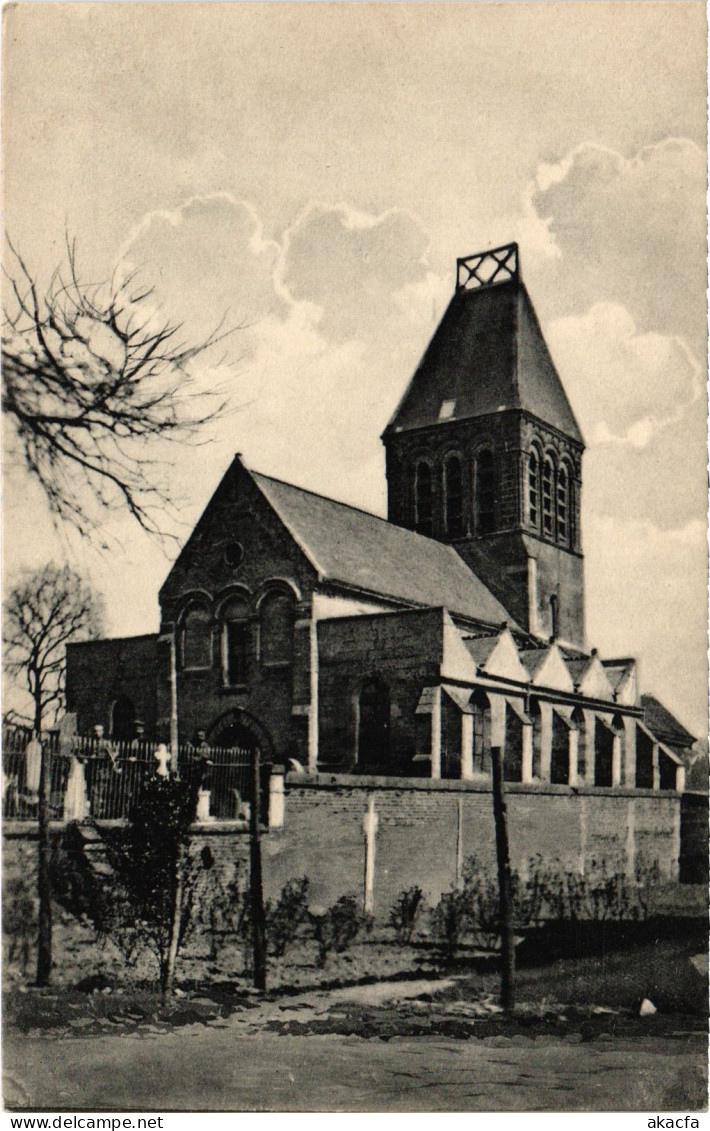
383, 243, 584, 444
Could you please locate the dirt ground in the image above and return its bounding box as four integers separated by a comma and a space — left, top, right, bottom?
4, 918, 707, 1111
4, 994, 707, 1112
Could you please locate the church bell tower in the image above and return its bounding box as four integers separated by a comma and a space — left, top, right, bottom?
382, 243, 585, 648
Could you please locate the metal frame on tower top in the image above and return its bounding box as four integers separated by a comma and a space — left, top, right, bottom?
456, 242, 519, 292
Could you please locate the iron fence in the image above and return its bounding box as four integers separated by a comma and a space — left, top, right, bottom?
2, 727, 255, 822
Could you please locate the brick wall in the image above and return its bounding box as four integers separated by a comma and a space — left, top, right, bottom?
268, 776, 681, 914
3, 779, 683, 934
65, 635, 161, 736
317, 608, 444, 771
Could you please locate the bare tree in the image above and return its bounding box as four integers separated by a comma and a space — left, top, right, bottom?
4, 563, 104, 734
2, 237, 233, 541
3, 563, 104, 986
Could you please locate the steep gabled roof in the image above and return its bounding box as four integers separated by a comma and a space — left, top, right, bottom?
641, 694, 696, 750
383, 249, 583, 444
252, 471, 517, 628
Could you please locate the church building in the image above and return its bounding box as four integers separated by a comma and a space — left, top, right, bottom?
66, 243, 692, 803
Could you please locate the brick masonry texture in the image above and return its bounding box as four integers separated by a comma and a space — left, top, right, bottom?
3, 780, 687, 937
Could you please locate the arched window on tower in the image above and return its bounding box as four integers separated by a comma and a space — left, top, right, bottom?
221, 597, 250, 687
542, 455, 555, 539
557, 464, 569, 545
475, 450, 495, 535
415, 462, 433, 537
444, 455, 464, 538
180, 604, 212, 670
260, 590, 295, 666
528, 448, 540, 529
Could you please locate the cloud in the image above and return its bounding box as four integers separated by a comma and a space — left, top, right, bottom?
118, 193, 286, 347
547, 302, 702, 448
585, 514, 707, 734
279, 202, 434, 342
525, 139, 707, 356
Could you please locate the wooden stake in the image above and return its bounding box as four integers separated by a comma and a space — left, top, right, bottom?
490, 744, 516, 1012
250, 747, 267, 991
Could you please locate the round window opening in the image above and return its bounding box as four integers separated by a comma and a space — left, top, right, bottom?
224, 541, 244, 569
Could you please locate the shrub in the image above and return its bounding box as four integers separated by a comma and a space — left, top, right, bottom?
267, 877, 310, 958
191, 852, 242, 961
3, 875, 35, 974
430, 888, 470, 962
389, 885, 425, 945
312, 895, 362, 966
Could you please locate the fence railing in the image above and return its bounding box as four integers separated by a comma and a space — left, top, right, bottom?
1, 728, 255, 822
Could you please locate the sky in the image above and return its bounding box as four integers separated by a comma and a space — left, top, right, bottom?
2, 3, 707, 735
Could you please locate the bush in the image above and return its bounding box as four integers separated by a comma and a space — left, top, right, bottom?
3, 875, 35, 974
389, 885, 425, 945
430, 855, 660, 962
312, 895, 362, 966
267, 877, 310, 957
430, 888, 470, 962
191, 850, 242, 961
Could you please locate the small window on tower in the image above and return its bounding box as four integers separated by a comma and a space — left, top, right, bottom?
475, 450, 495, 535
557, 465, 568, 544
542, 456, 554, 538
415, 462, 434, 537
528, 449, 540, 528
444, 455, 464, 537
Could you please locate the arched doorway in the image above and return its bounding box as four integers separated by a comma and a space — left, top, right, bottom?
357, 677, 390, 769
111, 694, 136, 742
202, 709, 274, 820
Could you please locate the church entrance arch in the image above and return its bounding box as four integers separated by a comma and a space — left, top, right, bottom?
201, 709, 274, 820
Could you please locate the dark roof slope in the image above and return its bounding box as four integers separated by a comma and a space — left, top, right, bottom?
641, 694, 696, 749
383, 277, 583, 444
252, 471, 517, 628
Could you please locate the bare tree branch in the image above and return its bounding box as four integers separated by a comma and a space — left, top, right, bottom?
3, 237, 238, 540
3, 563, 104, 732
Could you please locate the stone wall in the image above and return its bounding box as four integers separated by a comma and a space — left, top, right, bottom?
263, 775, 681, 914
3, 777, 683, 932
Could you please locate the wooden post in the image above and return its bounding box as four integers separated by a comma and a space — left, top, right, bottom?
430, 686, 442, 779
490, 744, 516, 1012
169, 630, 179, 764
35, 733, 52, 987
250, 747, 267, 991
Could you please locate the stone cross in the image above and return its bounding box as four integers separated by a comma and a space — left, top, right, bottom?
154, 744, 171, 778
363, 794, 378, 916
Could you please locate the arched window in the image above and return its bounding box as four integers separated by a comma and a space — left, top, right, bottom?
222, 597, 250, 687
529, 698, 542, 778
444, 455, 464, 538
594, 721, 614, 787
528, 448, 540, 528
181, 604, 212, 669
260, 591, 294, 666
556, 464, 569, 545
542, 455, 555, 538
572, 707, 587, 781
635, 727, 654, 789
550, 711, 569, 784
471, 689, 491, 774
504, 707, 523, 782
111, 695, 135, 742
415, 462, 433, 537
358, 678, 390, 767
475, 450, 495, 535
659, 751, 678, 791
